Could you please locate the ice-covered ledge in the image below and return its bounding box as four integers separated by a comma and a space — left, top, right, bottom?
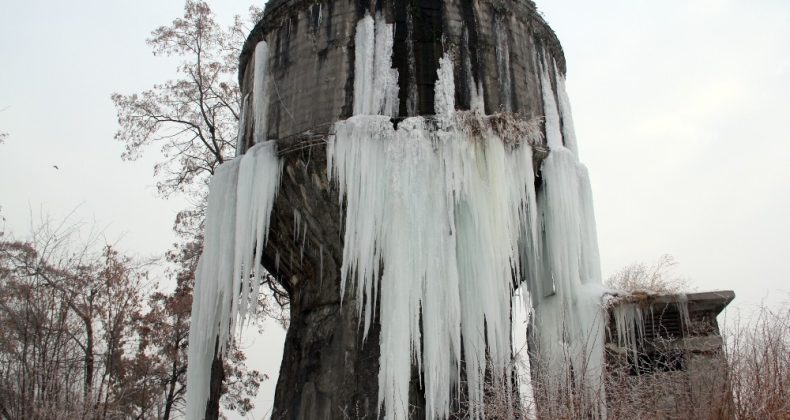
266, 113, 552, 176
605, 290, 735, 358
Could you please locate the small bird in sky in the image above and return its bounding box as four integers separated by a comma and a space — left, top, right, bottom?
52, 165, 59, 170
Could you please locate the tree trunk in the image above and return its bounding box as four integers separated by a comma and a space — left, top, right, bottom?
84, 316, 94, 408
204, 339, 225, 420
0, 400, 12, 420
162, 359, 179, 420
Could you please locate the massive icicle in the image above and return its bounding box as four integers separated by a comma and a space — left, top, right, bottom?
253, 42, 270, 143
330, 13, 607, 420
184, 141, 282, 419
235, 94, 250, 157
184, 40, 279, 420
352, 14, 399, 117
521, 57, 607, 416
330, 29, 543, 416
329, 117, 539, 420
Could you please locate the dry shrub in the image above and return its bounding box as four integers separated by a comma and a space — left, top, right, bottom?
474, 302, 789, 419
606, 255, 690, 295
602, 341, 733, 420
454, 111, 543, 147
525, 367, 606, 420
455, 257, 785, 419
724, 304, 790, 420
465, 340, 607, 420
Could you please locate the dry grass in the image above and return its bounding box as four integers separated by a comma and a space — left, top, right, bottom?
474, 303, 790, 420
332, 303, 787, 419
605, 255, 691, 295
454, 111, 543, 147
724, 304, 790, 420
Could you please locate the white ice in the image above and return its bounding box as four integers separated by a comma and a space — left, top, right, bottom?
235, 94, 250, 157
331, 17, 607, 419
184, 141, 282, 419
611, 294, 691, 364
253, 41, 270, 144
352, 14, 399, 117
522, 57, 606, 416
331, 31, 545, 416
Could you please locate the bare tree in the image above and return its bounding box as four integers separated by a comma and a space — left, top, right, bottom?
0, 213, 266, 420
111, 0, 261, 199
135, 237, 264, 420
725, 304, 790, 420
0, 218, 148, 419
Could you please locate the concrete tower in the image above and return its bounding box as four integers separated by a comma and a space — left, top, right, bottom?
235, 1, 574, 418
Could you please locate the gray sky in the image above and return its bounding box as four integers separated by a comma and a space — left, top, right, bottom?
540, 0, 790, 311
1, 0, 788, 418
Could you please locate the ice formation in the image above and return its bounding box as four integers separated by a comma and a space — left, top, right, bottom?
185, 40, 280, 418
325, 14, 608, 420
253, 41, 270, 144
235, 94, 250, 157
187, 10, 606, 419
521, 59, 607, 412
329, 65, 537, 420
610, 295, 690, 362
184, 141, 282, 419
353, 15, 399, 117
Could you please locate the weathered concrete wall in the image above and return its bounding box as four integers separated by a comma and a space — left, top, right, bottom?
238, 0, 565, 143
237, 1, 568, 418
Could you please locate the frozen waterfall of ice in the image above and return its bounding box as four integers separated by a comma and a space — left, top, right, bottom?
184, 141, 282, 419
520, 59, 607, 415
235, 94, 250, 157
353, 14, 399, 117
253, 41, 270, 144
328, 100, 539, 420
327, 14, 608, 420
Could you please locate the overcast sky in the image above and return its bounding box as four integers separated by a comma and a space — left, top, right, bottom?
540, 0, 790, 311
1, 0, 788, 418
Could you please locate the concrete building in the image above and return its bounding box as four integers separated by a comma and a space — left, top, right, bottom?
604, 291, 735, 419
